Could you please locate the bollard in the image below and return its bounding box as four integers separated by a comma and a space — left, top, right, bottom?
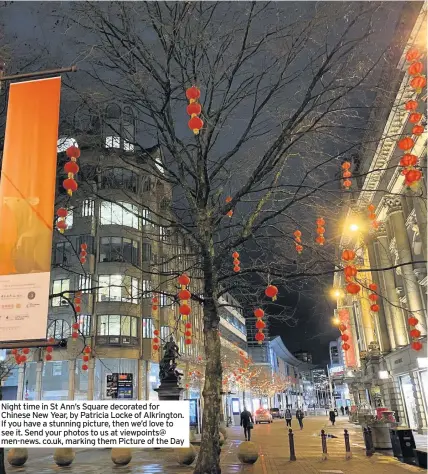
363, 427, 373, 457
321, 429, 328, 460
344, 429, 352, 460
367, 426, 375, 455
288, 429, 297, 461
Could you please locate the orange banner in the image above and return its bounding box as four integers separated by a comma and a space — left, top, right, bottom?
0, 77, 61, 341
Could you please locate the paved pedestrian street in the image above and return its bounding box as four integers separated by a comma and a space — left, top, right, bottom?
5, 416, 425, 473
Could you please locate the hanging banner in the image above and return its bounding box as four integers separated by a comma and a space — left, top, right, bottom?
0, 77, 61, 342
337, 307, 357, 368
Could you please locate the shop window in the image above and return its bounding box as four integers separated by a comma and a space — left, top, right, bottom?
51, 279, 70, 307
143, 243, 152, 262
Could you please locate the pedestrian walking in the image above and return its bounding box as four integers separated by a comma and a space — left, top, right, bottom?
340, 406, 345, 416
345, 406, 349, 416
334, 408, 338, 417
329, 408, 336, 426
240, 407, 254, 441
285, 408, 292, 427
296, 408, 304, 430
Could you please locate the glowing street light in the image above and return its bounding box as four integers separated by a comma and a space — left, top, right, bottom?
330, 288, 343, 299
332, 317, 340, 326
349, 223, 359, 232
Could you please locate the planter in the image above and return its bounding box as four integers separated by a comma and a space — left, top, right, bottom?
7, 448, 28, 466
371, 424, 394, 449
175, 445, 196, 466
53, 448, 75, 467
111, 448, 132, 466
237, 441, 258, 464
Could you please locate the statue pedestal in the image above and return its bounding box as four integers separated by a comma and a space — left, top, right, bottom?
155, 373, 184, 401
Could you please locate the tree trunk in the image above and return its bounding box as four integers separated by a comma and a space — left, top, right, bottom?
193, 270, 222, 474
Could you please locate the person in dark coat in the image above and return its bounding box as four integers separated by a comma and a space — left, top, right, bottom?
284, 408, 292, 427
340, 406, 345, 416
295, 408, 304, 430
240, 407, 254, 441
329, 408, 336, 426
345, 406, 349, 415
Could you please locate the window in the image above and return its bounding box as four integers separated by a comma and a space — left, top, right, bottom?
81, 199, 94, 217
143, 243, 152, 262
54, 242, 72, 265
97, 315, 138, 337
142, 177, 152, 192
159, 294, 168, 307
99, 237, 140, 265
142, 280, 152, 298
160, 326, 170, 340
142, 318, 153, 338
78, 314, 92, 336
98, 275, 139, 304
51, 279, 70, 307
142, 208, 152, 226
159, 226, 168, 241
65, 209, 73, 229
100, 201, 140, 229
78, 275, 92, 292
52, 362, 63, 377
101, 168, 138, 193
47, 319, 70, 339
105, 136, 120, 148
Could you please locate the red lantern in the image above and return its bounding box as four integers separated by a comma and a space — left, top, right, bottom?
82, 364, 88, 371
178, 274, 191, 286
370, 304, 380, 312
410, 329, 421, 338
316, 218, 325, 226
408, 61, 423, 76
338, 323, 347, 332
225, 196, 232, 203
185, 322, 192, 329
45, 354, 52, 361
254, 308, 264, 318
227, 210, 233, 217
153, 329, 160, 336
74, 298, 81, 304
188, 116, 204, 134
343, 170, 351, 178
83, 355, 89, 362
233, 266, 240, 273
72, 332, 78, 339
186, 86, 201, 101
185, 338, 192, 345
185, 331, 192, 337
412, 125, 424, 136
11, 349, 17, 355
153, 345, 159, 351
265, 285, 278, 300
369, 293, 379, 302
75, 305, 81, 313
179, 304, 191, 316
80, 257, 86, 264
233, 259, 240, 266
56, 220, 67, 231
186, 102, 202, 116
398, 137, 414, 151
294, 230, 302, 238
405, 169, 422, 185
342, 161, 351, 170
344, 265, 357, 278
341, 334, 349, 342
409, 113, 422, 123
63, 178, 78, 195
316, 236, 325, 245
316, 227, 325, 235
343, 179, 352, 188
408, 316, 419, 327
66, 146, 80, 159
410, 75, 427, 91
405, 100, 418, 111
46, 346, 53, 353
84, 346, 91, 353
256, 319, 266, 330
57, 208, 68, 218
412, 341, 423, 351
295, 244, 303, 253
342, 343, 350, 351
178, 289, 191, 300
232, 252, 239, 259
346, 282, 360, 295
72, 322, 79, 330
368, 283, 377, 292
406, 48, 421, 62
255, 332, 265, 342
400, 154, 418, 167
64, 161, 79, 175
341, 249, 355, 261
153, 337, 160, 344
367, 204, 375, 212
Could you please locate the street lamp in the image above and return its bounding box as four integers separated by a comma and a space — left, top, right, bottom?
332, 317, 340, 326
349, 223, 359, 232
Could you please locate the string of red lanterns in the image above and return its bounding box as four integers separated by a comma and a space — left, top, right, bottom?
151, 292, 160, 352
338, 318, 350, 351
82, 346, 91, 371
232, 251, 241, 273
79, 243, 87, 264
254, 308, 265, 344
342, 161, 352, 189
152, 328, 160, 352
368, 282, 380, 314
315, 218, 325, 245
342, 249, 360, 294
367, 204, 380, 230
71, 291, 83, 346
186, 86, 204, 135
63, 145, 80, 196
178, 274, 192, 345
225, 196, 233, 218
12, 347, 30, 365
56, 207, 68, 233
294, 230, 303, 254
408, 315, 422, 351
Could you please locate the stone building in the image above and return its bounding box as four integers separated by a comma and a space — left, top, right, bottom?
333, 4, 427, 434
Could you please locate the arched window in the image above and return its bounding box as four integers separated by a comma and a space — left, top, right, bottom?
47, 319, 71, 339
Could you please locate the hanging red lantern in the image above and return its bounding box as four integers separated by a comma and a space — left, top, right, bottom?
232, 251, 239, 259
233, 266, 240, 273
153, 337, 160, 344
410, 75, 427, 92
368, 283, 378, 292
153, 345, 159, 351
410, 329, 421, 338
82, 364, 88, 371
185, 338, 192, 345
408, 316, 419, 327
179, 304, 191, 316
66, 146, 81, 159
338, 323, 347, 332
341, 334, 349, 342
185, 331, 192, 337
346, 282, 361, 295
294, 230, 302, 238
186, 86, 201, 102
316, 236, 325, 245
412, 125, 424, 136
400, 154, 418, 167
316, 218, 325, 226
344, 265, 357, 278
265, 285, 278, 300
45, 354, 52, 361
409, 113, 422, 123
368, 212, 376, 221
178, 289, 191, 300
64, 161, 79, 175
72, 322, 79, 330
233, 259, 240, 266
84, 346, 91, 354
186, 102, 202, 116
341, 249, 355, 261
295, 244, 303, 253
342, 161, 351, 170
367, 204, 375, 212
56, 220, 67, 232
254, 308, 264, 318
369, 293, 379, 302
316, 227, 325, 235
255, 332, 265, 342
72, 332, 78, 339
178, 274, 191, 286
405, 169, 422, 185
406, 48, 421, 62
83, 355, 89, 362
63, 178, 78, 196
342, 343, 350, 351
256, 319, 266, 330
57, 208, 68, 218
405, 100, 418, 111
343, 179, 352, 188
188, 116, 204, 134
412, 341, 423, 351
370, 304, 380, 312
398, 137, 414, 151
46, 346, 53, 353
343, 170, 351, 178
408, 61, 423, 76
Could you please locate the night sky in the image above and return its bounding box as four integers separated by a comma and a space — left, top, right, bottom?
0, 2, 417, 366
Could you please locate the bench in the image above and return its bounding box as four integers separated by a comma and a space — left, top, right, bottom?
414, 449, 427, 468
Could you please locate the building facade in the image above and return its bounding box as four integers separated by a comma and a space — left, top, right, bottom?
333, 4, 427, 434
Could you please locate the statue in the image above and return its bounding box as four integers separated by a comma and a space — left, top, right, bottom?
159, 336, 181, 382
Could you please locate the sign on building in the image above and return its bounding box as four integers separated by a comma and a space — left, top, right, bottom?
106, 373, 133, 399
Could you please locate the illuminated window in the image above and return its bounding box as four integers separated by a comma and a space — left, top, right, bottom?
142, 318, 153, 338
98, 275, 139, 304
100, 201, 140, 229
81, 199, 95, 217
51, 279, 70, 307
97, 315, 138, 337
